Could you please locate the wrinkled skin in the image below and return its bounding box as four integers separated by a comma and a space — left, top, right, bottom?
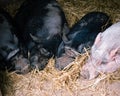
56, 12, 112, 70
81, 22, 120, 80
14, 0, 69, 69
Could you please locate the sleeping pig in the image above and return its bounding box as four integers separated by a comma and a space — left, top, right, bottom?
0, 8, 30, 74
14, 0, 69, 70
55, 12, 112, 70
81, 22, 120, 79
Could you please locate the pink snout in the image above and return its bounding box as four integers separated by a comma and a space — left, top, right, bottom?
81, 62, 99, 80
81, 57, 120, 80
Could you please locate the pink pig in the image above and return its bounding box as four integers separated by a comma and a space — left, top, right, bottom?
81, 22, 120, 79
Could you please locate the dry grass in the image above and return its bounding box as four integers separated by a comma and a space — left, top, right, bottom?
0, 54, 120, 96
58, 0, 120, 26
0, 0, 120, 96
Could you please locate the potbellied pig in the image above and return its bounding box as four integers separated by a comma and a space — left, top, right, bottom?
81, 22, 120, 79
56, 12, 112, 70
14, 0, 69, 69
0, 8, 30, 73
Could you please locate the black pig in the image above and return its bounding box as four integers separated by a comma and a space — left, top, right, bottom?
56, 12, 112, 70
14, 0, 69, 69
0, 8, 30, 73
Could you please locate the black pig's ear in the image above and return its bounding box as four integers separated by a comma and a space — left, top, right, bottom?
13, 35, 18, 44
7, 48, 19, 60
57, 42, 65, 57
30, 33, 42, 43
93, 32, 102, 46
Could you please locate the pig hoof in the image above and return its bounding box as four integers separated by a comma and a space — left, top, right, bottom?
80, 70, 90, 79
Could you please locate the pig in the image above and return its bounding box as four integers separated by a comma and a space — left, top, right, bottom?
14, 0, 69, 69
0, 8, 30, 73
57, 12, 112, 57
0, 8, 19, 69
12, 54, 31, 74
81, 22, 120, 80
55, 12, 112, 70
55, 46, 80, 70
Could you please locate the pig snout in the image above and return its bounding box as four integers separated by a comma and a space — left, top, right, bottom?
81, 57, 120, 80
29, 47, 51, 70
55, 56, 74, 70
81, 55, 113, 80
14, 56, 31, 74
55, 46, 80, 70
81, 61, 99, 80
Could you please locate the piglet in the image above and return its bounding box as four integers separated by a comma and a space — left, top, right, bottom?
0, 8, 30, 74
0, 8, 19, 70
81, 22, 120, 79
58, 11, 112, 56
14, 0, 69, 70
56, 12, 112, 70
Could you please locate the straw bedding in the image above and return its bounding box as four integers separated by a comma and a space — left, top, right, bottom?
0, 0, 120, 96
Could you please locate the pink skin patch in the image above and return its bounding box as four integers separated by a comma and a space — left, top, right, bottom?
81, 55, 120, 80
81, 60, 99, 80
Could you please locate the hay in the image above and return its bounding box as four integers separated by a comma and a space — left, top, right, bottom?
58, 0, 120, 26
0, 0, 120, 96
0, 54, 120, 96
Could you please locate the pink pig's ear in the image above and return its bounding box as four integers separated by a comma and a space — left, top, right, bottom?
110, 47, 120, 60
94, 32, 102, 46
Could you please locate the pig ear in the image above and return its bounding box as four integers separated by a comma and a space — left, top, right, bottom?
94, 32, 102, 45
110, 47, 120, 60
30, 33, 41, 43
65, 46, 80, 56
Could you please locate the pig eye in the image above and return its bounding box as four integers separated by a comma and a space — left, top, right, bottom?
101, 58, 108, 64
101, 61, 107, 64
